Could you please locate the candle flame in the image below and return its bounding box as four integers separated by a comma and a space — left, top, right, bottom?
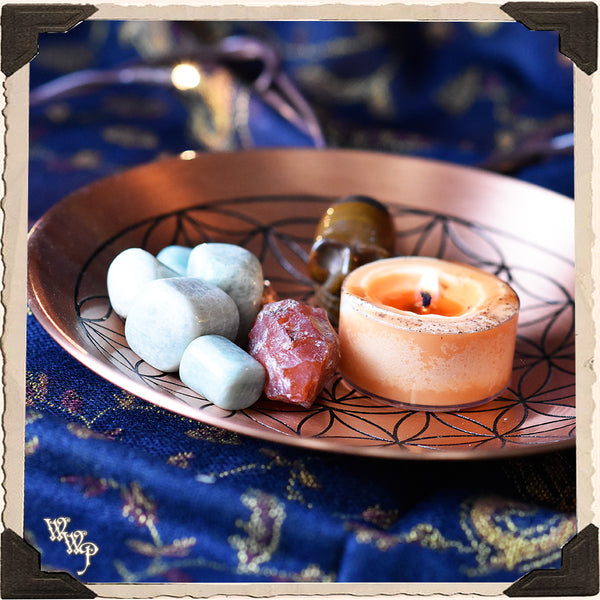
417, 268, 439, 309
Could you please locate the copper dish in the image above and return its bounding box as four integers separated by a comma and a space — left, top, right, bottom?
27, 149, 575, 459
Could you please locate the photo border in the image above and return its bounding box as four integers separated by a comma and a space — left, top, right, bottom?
1, 1, 598, 597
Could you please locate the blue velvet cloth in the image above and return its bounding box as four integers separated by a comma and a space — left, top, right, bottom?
25, 20, 576, 584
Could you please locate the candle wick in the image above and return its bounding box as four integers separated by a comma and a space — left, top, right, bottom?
421, 291, 432, 308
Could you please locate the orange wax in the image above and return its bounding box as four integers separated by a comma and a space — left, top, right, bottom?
338, 257, 519, 411
379, 289, 464, 316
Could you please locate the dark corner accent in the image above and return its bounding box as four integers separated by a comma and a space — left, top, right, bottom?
1, 529, 96, 599
501, 2, 598, 75
1, 4, 98, 78
504, 523, 599, 597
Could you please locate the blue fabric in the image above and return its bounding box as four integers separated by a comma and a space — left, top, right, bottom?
25, 20, 576, 584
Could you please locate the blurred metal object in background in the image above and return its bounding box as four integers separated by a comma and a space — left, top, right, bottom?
479, 131, 574, 175
30, 35, 326, 150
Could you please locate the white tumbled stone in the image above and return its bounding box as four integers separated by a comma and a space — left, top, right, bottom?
124, 277, 239, 372
156, 245, 192, 276
187, 243, 264, 342
107, 248, 177, 318
179, 335, 265, 410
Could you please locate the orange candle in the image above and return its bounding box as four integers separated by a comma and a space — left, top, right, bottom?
338, 257, 519, 411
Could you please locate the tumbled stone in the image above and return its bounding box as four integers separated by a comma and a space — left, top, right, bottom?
107, 248, 177, 318
248, 299, 340, 408
187, 243, 263, 342
124, 277, 239, 372
308, 195, 395, 327
179, 335, 266, 410
156, 245, 192, 275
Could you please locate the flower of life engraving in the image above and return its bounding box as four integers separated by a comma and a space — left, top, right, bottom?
75, 194, 575, 458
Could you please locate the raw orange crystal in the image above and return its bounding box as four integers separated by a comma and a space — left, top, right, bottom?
248, 299, 340, 408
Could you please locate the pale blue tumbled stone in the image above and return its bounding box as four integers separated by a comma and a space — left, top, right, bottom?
187, 243, 264, 341
179, 335, 265, 410
107, 248, 177, 318
156, 245, 192, 276
124, 277, 239, 372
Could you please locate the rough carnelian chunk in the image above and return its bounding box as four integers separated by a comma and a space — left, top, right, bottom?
248, 299, 340, 408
